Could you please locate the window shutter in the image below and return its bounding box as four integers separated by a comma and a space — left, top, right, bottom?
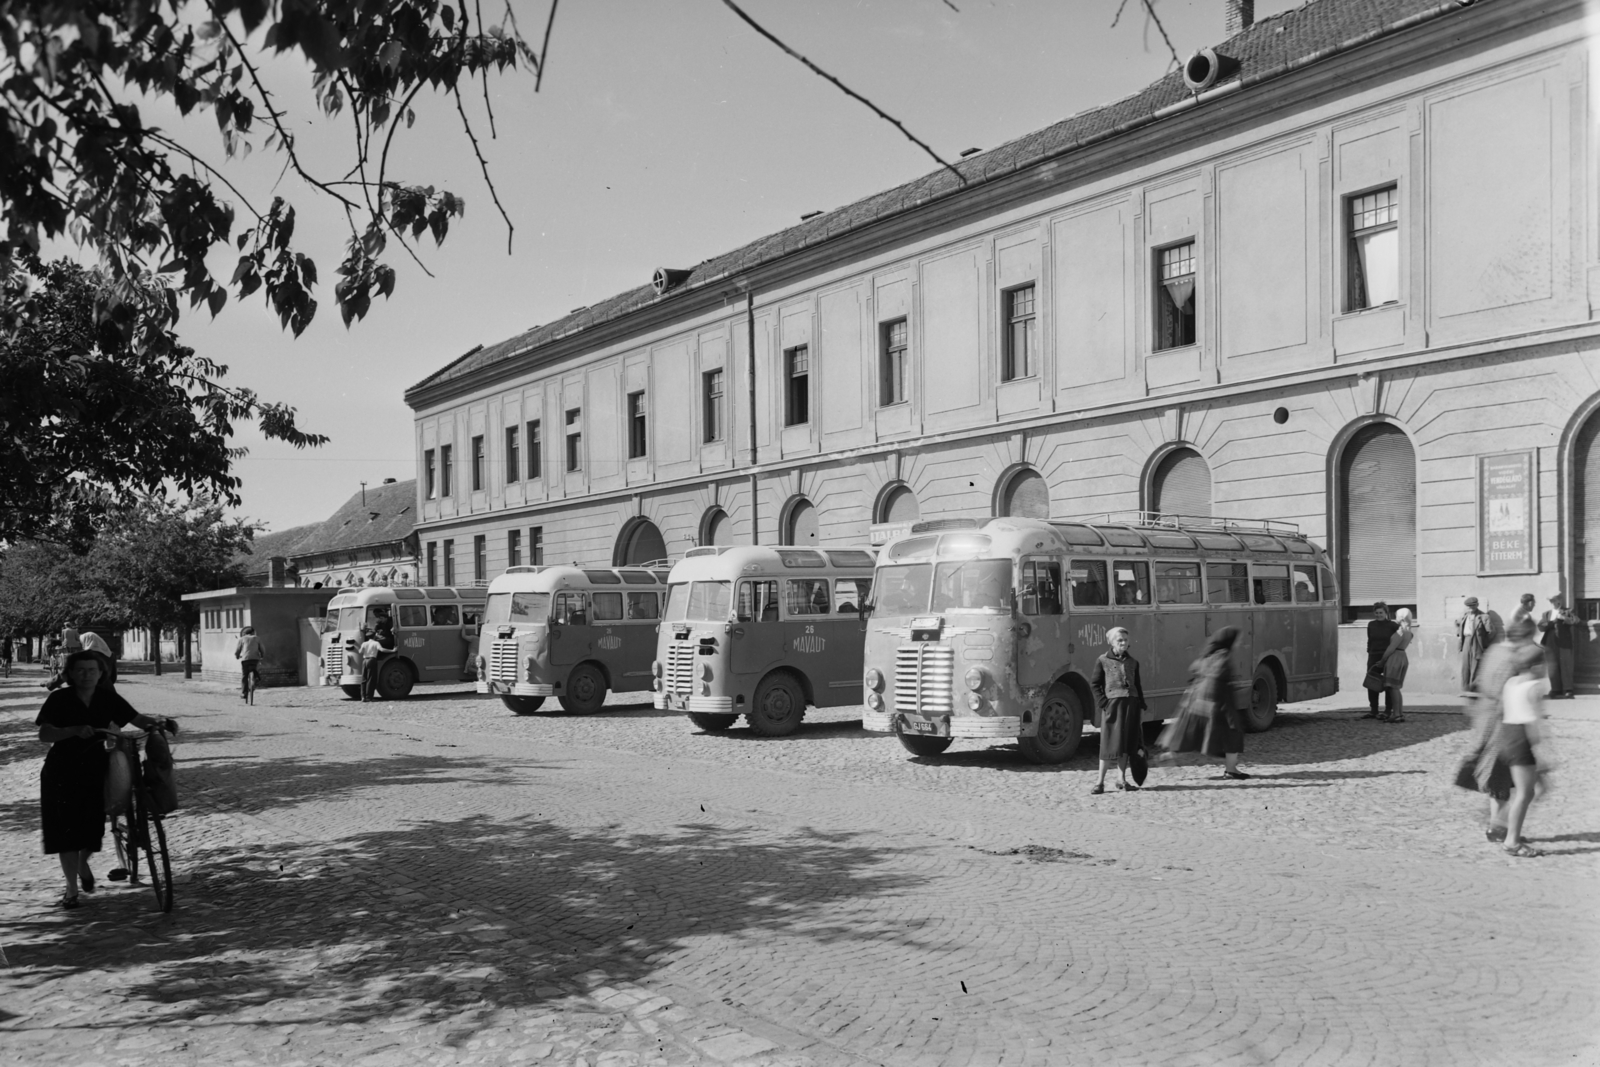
885, 487, 920, 524
1152, 449, 1212, 518
1341, 425, 1416, 605
1003, 471, 1050, 519
788, 501, 819, 545
1574, 414, 1600, 598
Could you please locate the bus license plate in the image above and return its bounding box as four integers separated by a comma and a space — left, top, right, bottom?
903, 718, 936, 735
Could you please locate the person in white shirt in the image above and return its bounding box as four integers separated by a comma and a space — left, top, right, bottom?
358, 629, 384, 701
1496, 659, 1552, 857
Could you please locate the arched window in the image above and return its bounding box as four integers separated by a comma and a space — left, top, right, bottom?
879, 485, 920, 525
701, 508, 732, 547
617, 519, 668, 566
1339, 423, 1417, 616
1150, 447, 1212, 519
785, 499, 819, 546
999, 469, 1050, 519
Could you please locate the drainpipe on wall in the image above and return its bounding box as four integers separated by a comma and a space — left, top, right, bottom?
747, 291, 759, 546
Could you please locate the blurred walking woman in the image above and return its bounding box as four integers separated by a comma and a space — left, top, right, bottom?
1090, 627, 1146, 793
1158, 626, 1249, 779
35, 650, 161, 908
1378, 607, 1415, 723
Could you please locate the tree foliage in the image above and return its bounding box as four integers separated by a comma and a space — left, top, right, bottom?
0, 259, 323, 546
0, 494, 254, 638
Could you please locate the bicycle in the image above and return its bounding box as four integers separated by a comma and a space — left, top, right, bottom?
243, 663, 259, 705
99, 719, 179, 913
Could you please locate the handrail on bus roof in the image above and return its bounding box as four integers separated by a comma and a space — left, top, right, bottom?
1065, 511, 1301, 535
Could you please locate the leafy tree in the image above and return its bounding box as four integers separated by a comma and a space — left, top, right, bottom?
0, 540, 125, 639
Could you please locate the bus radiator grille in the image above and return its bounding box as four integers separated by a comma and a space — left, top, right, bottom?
490, 640, 521, 682
667, 642, 696, 694
895, 644, 954, 715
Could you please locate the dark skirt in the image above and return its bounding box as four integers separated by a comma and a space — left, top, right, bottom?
1099, 697, 1143, 760
40, 746, 109, 855
1202, 700, 1245, 759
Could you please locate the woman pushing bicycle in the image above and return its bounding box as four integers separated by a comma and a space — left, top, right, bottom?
35, 649, 169, 909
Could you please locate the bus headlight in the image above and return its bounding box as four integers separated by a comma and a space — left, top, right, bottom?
865, 668, 884, 691
651, 660, 663, 678
967, 693, 984, 711
866, 692, 884, 711
651, 679, 662, 692
701, 663, 714, 681
964, 667, 987, 691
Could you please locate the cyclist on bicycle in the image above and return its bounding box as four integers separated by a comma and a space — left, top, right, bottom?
234, 626, 263, 701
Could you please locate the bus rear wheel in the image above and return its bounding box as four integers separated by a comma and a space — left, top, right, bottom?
1018, 684, 1085, 765
688, 712, 737, 732
896, 732, 952, 757
375, 659, 414, 700
503, 696, 545, 715
1246, 665, 1278, 732
747, 672, 805, 737
559, 664, 608, 714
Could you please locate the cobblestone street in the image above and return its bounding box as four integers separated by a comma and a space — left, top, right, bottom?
2, 669, 1596, 1067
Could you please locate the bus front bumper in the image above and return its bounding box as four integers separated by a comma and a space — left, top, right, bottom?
478, 680, 555, 697
658, 691, 734, 715
863, 710, 1023, 739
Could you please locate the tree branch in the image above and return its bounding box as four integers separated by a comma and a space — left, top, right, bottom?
452, 84, 514, 254
145, 131, 265, 222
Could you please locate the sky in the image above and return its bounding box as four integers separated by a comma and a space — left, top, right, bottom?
171, 0, 1306, 534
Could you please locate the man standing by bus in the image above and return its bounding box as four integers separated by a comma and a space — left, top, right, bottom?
1455, 597, 1493, 693
1364, 603, 1399, 720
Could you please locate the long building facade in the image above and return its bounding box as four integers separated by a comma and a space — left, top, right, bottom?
405, 0, 1600, 694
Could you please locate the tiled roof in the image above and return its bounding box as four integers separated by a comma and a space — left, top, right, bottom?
408, 0, 1481, 398
235, 480, 418, 574
235, 522, 320, 574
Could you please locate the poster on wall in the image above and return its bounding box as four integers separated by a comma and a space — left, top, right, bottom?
1478, 450, 1537, 575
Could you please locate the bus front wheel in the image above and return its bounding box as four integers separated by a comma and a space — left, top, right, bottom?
1018, 684, 1085, 765
688, 712, 737, 732
559, 664, 608, 714
503, 696, 546, 715
375, 659, 415, 700
747, 673, 805, 736
1246, 665, 1279, 732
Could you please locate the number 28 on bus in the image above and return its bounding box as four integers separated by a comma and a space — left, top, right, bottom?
860, 516, 1339, 763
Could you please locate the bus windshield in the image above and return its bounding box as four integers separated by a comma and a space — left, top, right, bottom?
485, 591, 551, 624
321, 609, 341, 634
665, 581, 732, 622
931, 559, 1012, 612
338, 606, 364, 631
873, 564, 932, 616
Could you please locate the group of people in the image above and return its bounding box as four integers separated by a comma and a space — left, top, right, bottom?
1456, 591, 1582, 697
1362, 602, 1415, 722
1088, 626, 1248, 793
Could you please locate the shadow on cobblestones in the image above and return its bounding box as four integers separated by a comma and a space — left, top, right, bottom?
3, 809, 919, 1036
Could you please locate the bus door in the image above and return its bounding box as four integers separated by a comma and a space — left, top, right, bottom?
621, 587, 663, 685
1017, 557, 1066, 688
821, 577, 873, 706
417, 602, 463, 678
1151, 561, 1206, 704
1110, 560, 1157, 699
1066, 559, 1115, 719
394, 603, 430, 658
1205, 561, 1255, 688
1290, 563, 1325, 678
1252, 563, 1295, 672
549, 590, 591, 668
731, 579, 783, 680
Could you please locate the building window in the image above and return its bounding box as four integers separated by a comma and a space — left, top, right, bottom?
880, 319, 907, 406
628, 390, 648, 459
1155, 241, 1196, 350
565, 408, 582, 472
504, 426, 520, 484
508, 529, 522, 567
527, 420, 541, 479
473, 535, 486, 582
442, 539, 455, 585
424, 449, 436, 499
1347, 185, 1399, 311
785, 345, 809, 426
426, 541, 438, 586
439, 444, 453, 496
703, 370, 724, 443
470, 435, 485, 491
530, 527, 544, 565
1002, 284, 1037, 381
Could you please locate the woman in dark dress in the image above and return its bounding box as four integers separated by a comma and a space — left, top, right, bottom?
1090, 627, 1147, 793
36, 650, 163, 908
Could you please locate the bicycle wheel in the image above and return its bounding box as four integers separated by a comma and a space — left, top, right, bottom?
247, 670, 256, 705
138, 805, 173, 913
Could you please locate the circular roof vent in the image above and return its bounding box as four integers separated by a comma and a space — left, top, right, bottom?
652, 268, 691, 295
1183, 47, 1223, 92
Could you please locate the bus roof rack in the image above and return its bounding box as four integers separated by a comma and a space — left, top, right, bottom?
1065, 512, 1301, 535
910, 518, 982, 535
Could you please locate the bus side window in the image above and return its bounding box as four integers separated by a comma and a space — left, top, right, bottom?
1207, 562, 1250, 604
1021, 559, 1062, 616
430, 604, 460, 627
786, 579, 831, 616
1113, 561, 1150, 606
554, 592, 588, 626
833, 578, 868, 615
397, 605, 428, 629
592, 592, 623, 622
1068, 560, 1109, 607
1292, 565, 1319, 603
1155, 561, 1203, 604
737, 580, 779, 623
1254, 564, 1293, 604
627, 592, 660, 620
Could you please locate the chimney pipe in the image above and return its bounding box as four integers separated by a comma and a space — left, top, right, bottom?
1224, 0, 1254, 35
